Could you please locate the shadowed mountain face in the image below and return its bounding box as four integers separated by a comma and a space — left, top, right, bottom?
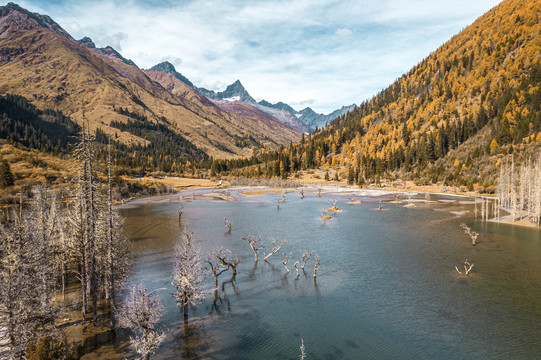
150, 61, 194, 87
0, 3, 302, 159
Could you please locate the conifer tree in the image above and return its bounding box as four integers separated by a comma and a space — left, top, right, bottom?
0, 159, 14, 188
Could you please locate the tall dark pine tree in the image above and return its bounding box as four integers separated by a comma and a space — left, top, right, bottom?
0, 159, 14, 188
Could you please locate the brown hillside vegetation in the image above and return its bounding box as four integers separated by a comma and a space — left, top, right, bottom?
221, 0, 541, 191
0, 3, 301, 160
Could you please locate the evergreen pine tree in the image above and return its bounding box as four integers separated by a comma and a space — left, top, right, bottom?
0, 159, 14, 188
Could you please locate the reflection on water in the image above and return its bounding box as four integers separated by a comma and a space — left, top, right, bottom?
83, 190, 541, 359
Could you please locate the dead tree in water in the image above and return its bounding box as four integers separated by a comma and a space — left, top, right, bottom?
320, 209, 331, 224
172, 231, 207, 320
282, 252, 292, 273
301, 250, 313, 270
119, 286, 166, 360
215, 248, 240, 276
276, 198, 281, 210
313, 254, 320, 277
242, 235, 264, 261
300, 338, 306, 360
293, 260, 301, 278
328, 199, 338, 211
207, 252, 230, 290
264, 237, 288, 261
178, 205, 184, 228
224, 218, 232, 233
460, 223, 478, 246
300, 189, 305, 199
455, 260, 474, 276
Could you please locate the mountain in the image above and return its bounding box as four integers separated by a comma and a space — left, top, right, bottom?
194, 78, 356, 132
150, 61, 193, 87
0, 3, 302, 163
298, 104, 357, 130
221, 0, 541, 187
197, 80, 257, 104
77, 36, 138, 67
307, 0, 541, 186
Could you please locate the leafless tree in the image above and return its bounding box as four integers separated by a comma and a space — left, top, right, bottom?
300, 189, 304, 199
276, 198, 281, 210
293, 260, 301, 278
460, 223, 478, 246
207, 251, 230, 290
178, 205, 184, 228
300, 250, 313, 270
320, 209, 331, 224
70, 122, 101, 321
300, 338, 306, 360
328, 199, 338, 211
497, 153, 541, 225
29, 186, 60, 318
282, 252, 292, 273
173, 231, 208, 320
242, 235, 264, 262
119, 286, 166, 360
215, 248, 240, 276
224, 218, 232, 233
104, 135, 132, 331
0, 203, 57, 358
264, 237, 288, 261
313, 254, 320, 277
455, 260, 474, 276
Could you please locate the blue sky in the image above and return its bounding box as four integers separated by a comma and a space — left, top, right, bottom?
17, 0, 501, 113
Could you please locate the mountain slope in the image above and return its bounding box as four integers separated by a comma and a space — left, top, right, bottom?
194, 76, 355, 132
150, 61, 193, 87
221, 0, 540, 188
143, 69, 303, 147
0, 3, 302, 160
306, 0, 541, 188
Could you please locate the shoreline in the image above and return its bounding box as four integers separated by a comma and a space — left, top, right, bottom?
119, 179, 539, 229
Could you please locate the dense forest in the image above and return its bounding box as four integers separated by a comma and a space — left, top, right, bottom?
210, 0, 541, 192
0, 95, 213, 180
0, 94, 80, 154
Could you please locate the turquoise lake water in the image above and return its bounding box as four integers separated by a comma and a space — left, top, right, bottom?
95, 188, 541, 359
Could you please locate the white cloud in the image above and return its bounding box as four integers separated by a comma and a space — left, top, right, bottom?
335, 28, 352, 36
23, 0, 501, 113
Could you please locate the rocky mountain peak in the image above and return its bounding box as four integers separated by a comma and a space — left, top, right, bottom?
221, 80, 255, 103
149, 61, 194, 87
77, 36, 96, 49
0, 2, 73, 40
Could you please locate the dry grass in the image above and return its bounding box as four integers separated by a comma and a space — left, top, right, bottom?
125, 176, 227, 190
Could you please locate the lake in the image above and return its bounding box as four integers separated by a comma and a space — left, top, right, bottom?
90, 187, 541, 359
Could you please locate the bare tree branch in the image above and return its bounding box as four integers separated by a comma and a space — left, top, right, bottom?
455, 259, 474, 275
301, 250, 313, 270
282, 252, 292, 273
119, 286, 166, 360
207, 251, 230, 290
264, 237, 288, 261
460, 223, 479, 246
242, 235, 264, 262
313, 254, 320, 277
224, 218, 231, 233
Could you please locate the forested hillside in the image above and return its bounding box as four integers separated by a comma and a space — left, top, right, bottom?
218, 0, 540, 192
